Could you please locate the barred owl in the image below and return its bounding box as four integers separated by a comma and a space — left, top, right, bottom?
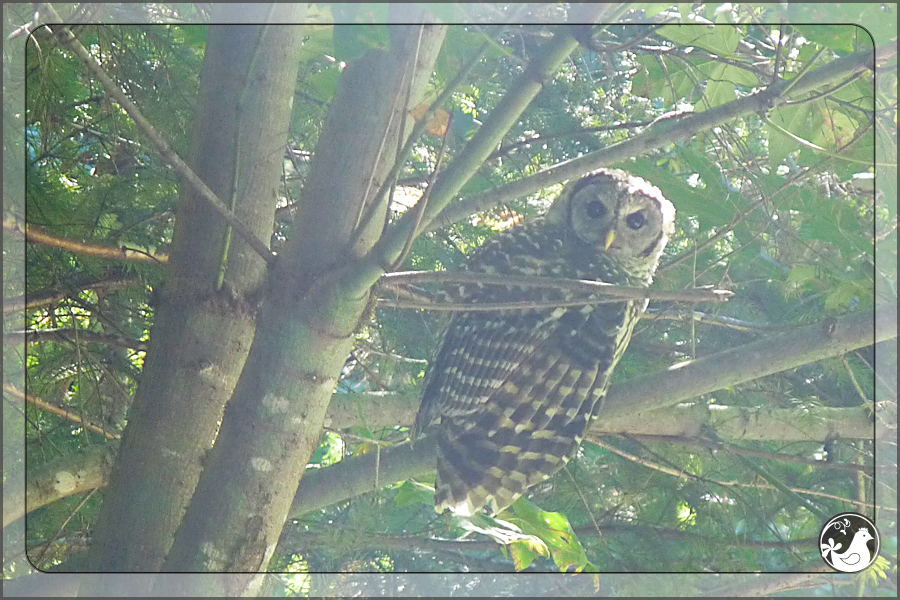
413, 168, 676, 516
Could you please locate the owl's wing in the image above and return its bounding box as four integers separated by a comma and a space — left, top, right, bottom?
433, 298, 640, 516
413, 305, 559, 437
413, 227, 569, 437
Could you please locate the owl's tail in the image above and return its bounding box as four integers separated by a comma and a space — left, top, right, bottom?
434, 417, 586, 516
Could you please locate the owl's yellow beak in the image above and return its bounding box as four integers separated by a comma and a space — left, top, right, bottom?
604, 230, 616, 250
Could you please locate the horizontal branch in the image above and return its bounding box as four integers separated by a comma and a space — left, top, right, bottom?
607, 301, 894, 418
378, 270, 732, 305
17, 393, 882, 526
323, 390, 878, 444
645, 308, 774, 333
13, 444, 116, 528
11, 328, 148, 351
4, 273, 141, 315
290, 301, 893, 517
284, 522, 815, 556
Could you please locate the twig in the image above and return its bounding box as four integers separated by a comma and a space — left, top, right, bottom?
33, 488, 99, 566
587, 437, 872, 511
772, 24, 784, 83
367, 38, 495, 234
4, 381, 121, 440
728, 451, 828, 520
618, 432, 873, 475
659, 165, 818, 273
4, 212, 168, 264
635, 43, 773, 81
18, 328, 148, 351
378, 270, 733, 304
841, 355, 871, 406
356, 347, 429, 364
424, 46, 877, 234
390, 113, 452, 271
779, 46, 828, 99
352, 10, 608, 294
644, 308, 774, 333
488, 121, 650, 161
5, 273, 141, 315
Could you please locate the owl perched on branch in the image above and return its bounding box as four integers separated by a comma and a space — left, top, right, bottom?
413, 168, 676, 516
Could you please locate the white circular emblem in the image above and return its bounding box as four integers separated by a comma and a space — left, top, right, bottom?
819, 512, 880, 573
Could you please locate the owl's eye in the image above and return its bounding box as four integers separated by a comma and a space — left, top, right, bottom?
626, 211, 646, 230
584, 200, 607, 219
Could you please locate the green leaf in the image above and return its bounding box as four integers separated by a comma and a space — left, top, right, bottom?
393, 480, 435, 507
507, 497, 597, 573
297, 22, 335, 63
627, 159, 735, 228
764, 103, 815, 168
658, 23, 741, 56
509, 536, 549, 571
332, 12, 390, 62
787, 265, 819, 288
722, 63, 758, 88
824, 281, 863, 311
678, 147, 727, 194
631, 55, 666, 102
790, 17, 882, 53
634, 3, 676, 18
304, 68, 341, 104
701, 62, 735, 108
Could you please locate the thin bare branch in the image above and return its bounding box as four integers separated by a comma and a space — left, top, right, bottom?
5, 273, 141, 315
16, 328, 148, 351
4, 381, 121, 440
390, 120, 451, 271
587, 437, 872, 512
40, 11, 274, 264
4, 212, 168, 264
377, 270, 733, 305
426, 46, 877, 232
345, 6, 612, 297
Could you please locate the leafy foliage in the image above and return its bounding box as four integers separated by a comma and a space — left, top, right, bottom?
6, 2, 895, 594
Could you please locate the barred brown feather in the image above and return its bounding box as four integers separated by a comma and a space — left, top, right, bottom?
413, 169, 675, 515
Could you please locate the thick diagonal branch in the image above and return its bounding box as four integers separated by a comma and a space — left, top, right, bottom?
428, 44, 881, 231
342, 5, 613, 298
288, 302, 893, 517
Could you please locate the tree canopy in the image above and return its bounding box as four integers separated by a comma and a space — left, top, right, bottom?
3, 2, 896, 597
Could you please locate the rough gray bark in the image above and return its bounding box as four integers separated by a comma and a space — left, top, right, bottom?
86, 4, 306, 575
154, 18, 447, 592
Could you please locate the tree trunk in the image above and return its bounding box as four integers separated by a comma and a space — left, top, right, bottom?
154, 17, 447, 593
87, 4, 306, 575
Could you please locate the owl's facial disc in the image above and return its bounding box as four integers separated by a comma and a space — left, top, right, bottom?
554, 168, 675, 265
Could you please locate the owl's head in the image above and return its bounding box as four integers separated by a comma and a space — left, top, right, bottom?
547, 169, 676, 273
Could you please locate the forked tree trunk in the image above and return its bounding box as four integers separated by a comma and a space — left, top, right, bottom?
151, 15, 447, 595
86, 3, 307, 577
